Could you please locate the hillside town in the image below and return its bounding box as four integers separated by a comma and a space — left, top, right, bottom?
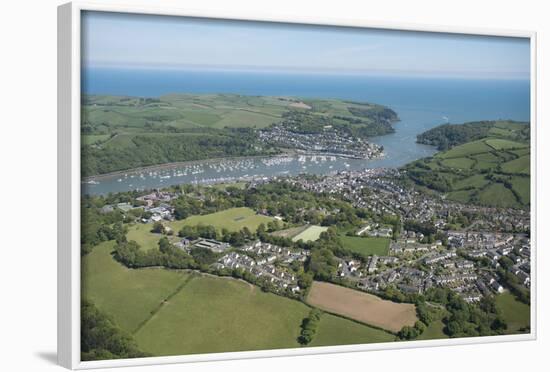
258, 123, 383, 159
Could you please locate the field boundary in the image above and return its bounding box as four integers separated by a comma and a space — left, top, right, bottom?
131, 274, 197, 335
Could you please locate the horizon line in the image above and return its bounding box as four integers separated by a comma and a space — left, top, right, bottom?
82, 62, 530, 81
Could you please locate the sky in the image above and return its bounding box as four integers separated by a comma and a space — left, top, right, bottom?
81, 11, 530, 80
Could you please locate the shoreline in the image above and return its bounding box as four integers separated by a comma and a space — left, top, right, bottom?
82, 149, 386, 182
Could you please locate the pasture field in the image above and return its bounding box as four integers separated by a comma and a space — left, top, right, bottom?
485, 138, 528, 150
81, 241, 191, 333
511, 176, 530, 204
83, 241, 400, 356
134, 274, 309, 355
306, 281, 417, 332
502, 155, 530, 174
495, 292, 530, 334
292, 225, 329, 242
167, 207, 275, 234
407, 123, 531, 209
478, 183, 521, 208
437, 140, 492, 159
440, 157, 474, 169
453, 174, 490, 190
310, 313, 395, 347
446, 190, 474, 204
339, 235, 390, 256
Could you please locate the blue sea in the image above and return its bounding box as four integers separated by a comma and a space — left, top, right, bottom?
81, 67, 530, 195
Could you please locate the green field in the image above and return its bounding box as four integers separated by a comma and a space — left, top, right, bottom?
310, 314, 395, 347
291, 225, 328, 242
416, 320, 447, 340
134, 275, 309, 355
84, 240, 394, 356
339, 235, 390, 256
502, 155, 530, 174
126, 223, 164, 251
82, 241, 191, 333
407, 122, 530, 208
478, 183, 521, 208
82, 93, 398, 177
167, 207, 275, 234
440, 157, 475, 170
485, 138, 528, 150
495, 292, 531, 334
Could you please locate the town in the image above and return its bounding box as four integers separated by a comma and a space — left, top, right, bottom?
98, 168, 530, 306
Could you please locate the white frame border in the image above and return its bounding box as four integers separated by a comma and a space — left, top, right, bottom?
57, 1, 538, 369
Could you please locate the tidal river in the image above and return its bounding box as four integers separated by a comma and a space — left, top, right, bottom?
82, 70, 530, 195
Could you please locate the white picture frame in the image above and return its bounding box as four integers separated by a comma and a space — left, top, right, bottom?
58, 1, 537, 369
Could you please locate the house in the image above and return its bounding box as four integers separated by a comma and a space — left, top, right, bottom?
491, 280, 504, 293
101, 205, 114, 214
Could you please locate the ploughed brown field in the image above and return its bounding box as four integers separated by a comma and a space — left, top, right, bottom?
306, 281, 417, 332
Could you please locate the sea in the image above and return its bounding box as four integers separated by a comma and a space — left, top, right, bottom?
82, 68, 530, 195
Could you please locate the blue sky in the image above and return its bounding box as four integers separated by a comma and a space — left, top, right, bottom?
82, 11, 530, 79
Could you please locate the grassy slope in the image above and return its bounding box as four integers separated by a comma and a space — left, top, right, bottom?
496, 292, 531, 334
83, 239, 399, 356
81, 241, 190, 333
407, 122, 530, 208
134, 275, 309, 355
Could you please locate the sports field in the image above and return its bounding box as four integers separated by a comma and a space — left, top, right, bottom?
167, 207, 275, 234
271, 225, 309, 239
291, 225, 328, 242
339, 235, 390, 256
306, 281, 417, 332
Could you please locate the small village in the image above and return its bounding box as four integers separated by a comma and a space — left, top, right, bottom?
258, 123, 383, 159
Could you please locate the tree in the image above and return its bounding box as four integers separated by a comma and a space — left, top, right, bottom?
81, 300, 148, 361
151, 221, 165, 234
298, 309, 323, 345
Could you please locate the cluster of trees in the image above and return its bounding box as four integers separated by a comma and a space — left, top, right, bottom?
177, 224, 257, 246
424, 287, 507, 338
81, 300, 147, 361
416, 121, 496, 150
298, 309, 323, 345
113, 238, 196, 270
82, 130, 267, 177
81, 198, 128, 256
346, 103, 399, 123
497, 259, 530, 304
398, 321, 427, 340
405, 163, 454, 192
404, 219, 437, 236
